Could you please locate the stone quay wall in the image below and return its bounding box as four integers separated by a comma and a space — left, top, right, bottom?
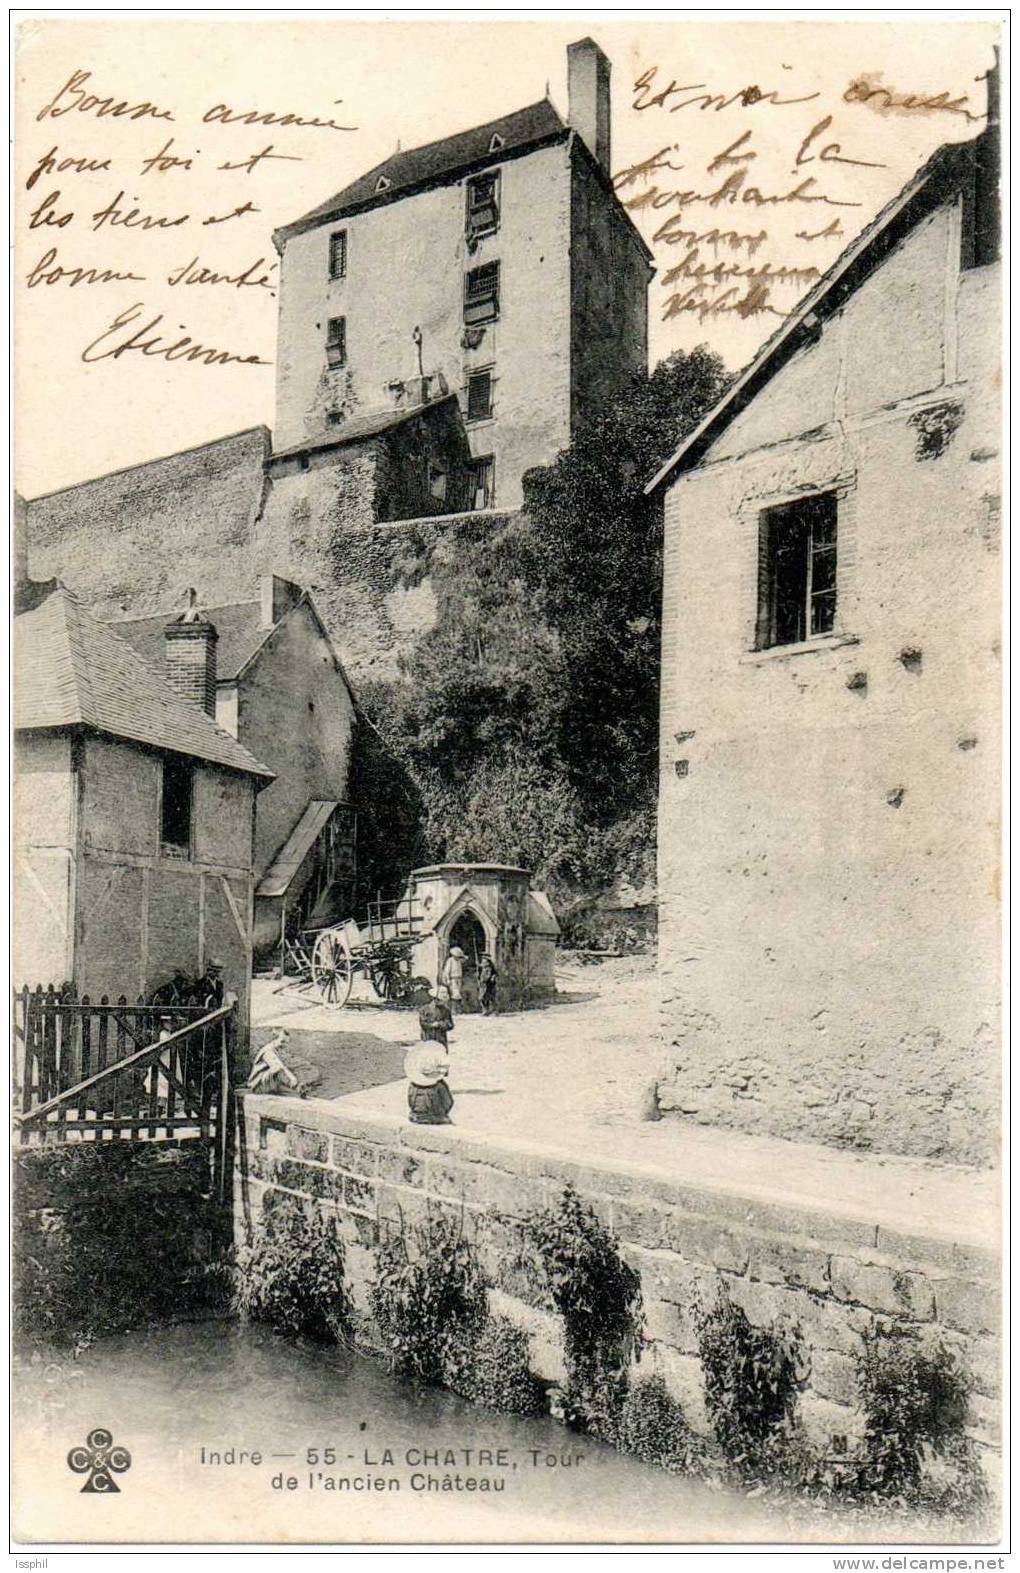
236, 1094, 1000, 1457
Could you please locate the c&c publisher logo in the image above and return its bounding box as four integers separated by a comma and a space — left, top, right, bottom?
67, 1427, 132, 1492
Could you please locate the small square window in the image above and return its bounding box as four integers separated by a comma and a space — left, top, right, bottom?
467, 456, 495, 511
466, 368, 493, 422
756, 492, 838, 649
329, 230, 347, 280
326, 316, 346, 368
464, 262, 499, 326
161, 756, 193, 855
466, 171, 500, 239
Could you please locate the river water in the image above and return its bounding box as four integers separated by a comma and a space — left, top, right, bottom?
12, 1319, 826, 1545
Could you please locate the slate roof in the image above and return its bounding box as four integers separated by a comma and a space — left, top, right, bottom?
276, 100, 568, 244
15, 587, 274, 780
646, 133, 990, 495
268, 393, 460, 463
116, 600, 269, 682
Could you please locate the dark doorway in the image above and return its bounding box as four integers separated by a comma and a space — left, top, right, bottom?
448, 910, 487, 1011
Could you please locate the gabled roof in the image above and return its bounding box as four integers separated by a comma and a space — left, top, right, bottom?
116, 600, 268, 681
15, 587, 274, 780
275, 100, 567, 245
646, 135, 986, 495
113, 589, 356, 702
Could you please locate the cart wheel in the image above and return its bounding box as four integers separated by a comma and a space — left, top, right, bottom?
312, 932, 353, 1008
368, 960, 395, 1001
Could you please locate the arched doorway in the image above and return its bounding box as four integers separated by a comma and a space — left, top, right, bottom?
447, 909, 487, 1011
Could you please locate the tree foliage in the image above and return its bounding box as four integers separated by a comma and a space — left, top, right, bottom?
363, 347, 731, 905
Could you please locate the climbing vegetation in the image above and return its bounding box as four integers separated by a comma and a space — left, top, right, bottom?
853, 1328, 988, 1516
696, 1290, 803, 1480
370, 1211, 488, 1386
526, 1185, 643, 1430
233, 1201, 352, 1344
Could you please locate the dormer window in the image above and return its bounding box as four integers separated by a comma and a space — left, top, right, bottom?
488, 133, 505, 153
466, 172, 500, 240
375, 175, 391, 194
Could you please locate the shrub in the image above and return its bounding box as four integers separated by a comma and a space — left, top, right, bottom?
14, 1191, 224, 1352
526, 1186, 642, 1427
233, 1202, 351, 1344
370, 1212, 487, 1386
465, 1316, 544, 1416
855, 1329, 987, 1514
697, 1292, 801, 1479
616, 1375, 702, 1475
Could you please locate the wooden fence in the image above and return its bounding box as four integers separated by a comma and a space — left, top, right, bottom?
12, 988, 238, 1197
13, 986, 211, 1114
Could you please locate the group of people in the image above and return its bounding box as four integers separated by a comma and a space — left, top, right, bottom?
404, 945, 500, 1126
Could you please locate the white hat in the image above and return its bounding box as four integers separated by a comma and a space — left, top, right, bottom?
449, 946, 467, 959
404, 1044, 449, 1087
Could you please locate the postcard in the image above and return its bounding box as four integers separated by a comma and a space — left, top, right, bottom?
11, 12, 1003, 1551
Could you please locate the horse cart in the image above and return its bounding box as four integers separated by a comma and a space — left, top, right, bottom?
283, 895, 428, 1009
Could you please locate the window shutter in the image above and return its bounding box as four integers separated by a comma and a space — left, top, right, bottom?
464, 262, 500, 324
467, 370, 492, 422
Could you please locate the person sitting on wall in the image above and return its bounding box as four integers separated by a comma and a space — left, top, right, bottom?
404, 1043, 453, 1126
247, 1029, 306, 1097
418, 985, 454, 1049
478, 954, 498, 1016
441, 946, 466, 1009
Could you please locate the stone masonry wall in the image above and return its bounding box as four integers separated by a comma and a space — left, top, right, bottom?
257, 474, 522, 682
25, 431, 521, 687
236, 1096, 1000, 1458
26, 427, 271, 622
657, 201, 1001, 1165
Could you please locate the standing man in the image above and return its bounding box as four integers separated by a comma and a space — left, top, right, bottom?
478, 954, 498, 1016
441, 946, 466, 1010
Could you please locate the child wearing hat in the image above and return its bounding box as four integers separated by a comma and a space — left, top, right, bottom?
404, 1043, 454, 1125
418, 984, 454, 1049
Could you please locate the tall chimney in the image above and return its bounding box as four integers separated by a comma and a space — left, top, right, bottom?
164, 589, 218, 717
567, 37, 611, 174
259, 573, 303, 632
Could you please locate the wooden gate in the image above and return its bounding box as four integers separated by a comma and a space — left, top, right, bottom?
12, 989, 238, 1201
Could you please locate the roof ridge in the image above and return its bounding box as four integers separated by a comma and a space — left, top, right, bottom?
384, 96, 560, 167
276, 99, 567, 243
114, 599, 260, 627
645, 135, 975, 494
